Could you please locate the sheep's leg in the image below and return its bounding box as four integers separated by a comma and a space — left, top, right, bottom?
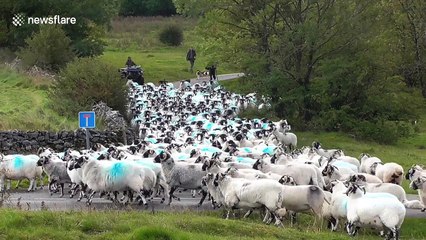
197, 190, 207, 207
262, 210, 271, 223
138, 190, 148, 206
59, 183, 65, 198
290, 212, 297, 226
159, 181, 169, 204
244, 210, 253, 218
28, 179, 35, 192
15, 180, 21, 189
168, 186, 179, 205
0, 177, 5, 192
78, 184, 87, 201
6, 180, 11, 190
191, 190, 196, 198
87, 190, 97, 205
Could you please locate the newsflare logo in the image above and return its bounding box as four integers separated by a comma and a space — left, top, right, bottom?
12, 14, 25, 27
12, 13, 76, 27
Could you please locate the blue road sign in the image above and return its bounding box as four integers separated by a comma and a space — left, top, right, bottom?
79, 111, 96, 128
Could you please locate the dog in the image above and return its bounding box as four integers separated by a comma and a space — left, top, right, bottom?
196, 70, 209, 79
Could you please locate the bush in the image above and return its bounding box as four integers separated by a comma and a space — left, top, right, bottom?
159, 25, 183, 46
18, 25, 74, 72
49, 58, 128, 117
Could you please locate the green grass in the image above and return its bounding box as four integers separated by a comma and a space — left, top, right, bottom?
0, 67, 76, 131
0, 209, 424, 240
100, 16, 236, 83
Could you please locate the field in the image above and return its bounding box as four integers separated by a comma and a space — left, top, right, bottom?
100, 16, 236, 83
0, 209, 425, 240
1, 16, 426, 239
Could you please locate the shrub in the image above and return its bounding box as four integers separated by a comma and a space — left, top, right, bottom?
49, 58, 128, 117
158, 25, 183, 46
18, 25, 74, 72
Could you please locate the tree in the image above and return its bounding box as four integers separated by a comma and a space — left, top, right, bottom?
391, 0, 426, 97
120, 0, 176, 16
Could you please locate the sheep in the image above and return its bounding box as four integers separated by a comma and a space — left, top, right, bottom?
327, 180, 351, 232
154, 151, 208, 206
214, 173, 286, 226
253, 159, 320, 187
132, 159, 170, 203
73, 157, 149, 205
225, 167, 263, 180
322, 165, 381, 184
255, 171, 283, 181
202, 173, 224, 209
345, 183, 405, 240
0, 154, 43, 192
37, 155, 72, 197
409, 176, 426, 212
371, 162, 404, 185
348, 174, 424, 209
359, 153, 382, 174
312, 142, 343, 159
271, 128, 297, 152
406, 165, 426, 212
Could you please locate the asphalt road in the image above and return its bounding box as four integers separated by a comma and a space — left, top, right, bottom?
172, 72, 245, 88
3, 188, 426, 218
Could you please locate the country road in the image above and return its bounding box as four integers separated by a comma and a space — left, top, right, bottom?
171, 72, 245, 88
3, 189, 426, 219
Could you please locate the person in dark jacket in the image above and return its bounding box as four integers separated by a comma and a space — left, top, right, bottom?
206, 64, 217, 81
186, 47, 196, 73
125, 56, 136, 67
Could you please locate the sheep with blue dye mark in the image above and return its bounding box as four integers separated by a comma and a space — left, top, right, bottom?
345, 183, 405, 240
0, 154, 43, 192
154, 151, 208, 206
348, 174, 424, 210
73, 158, 148, 205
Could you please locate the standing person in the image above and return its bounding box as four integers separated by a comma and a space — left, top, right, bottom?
186, 47, 196, 73
207, 64, 217, 81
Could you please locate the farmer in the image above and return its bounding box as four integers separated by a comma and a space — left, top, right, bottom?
125, 56, 136, 67
206, 64, 217, 81
186, 47, 196, 73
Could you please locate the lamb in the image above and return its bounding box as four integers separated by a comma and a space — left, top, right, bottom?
154, 151, 208, 206
371, 162, 404, 185
348, 174, 424, 209
271, 128, 297, 152
0, 154, 43, 192
359, 153, 382, 174
37, 155, 72, 197
345, 183, 406, 240
409, 176, 426, 212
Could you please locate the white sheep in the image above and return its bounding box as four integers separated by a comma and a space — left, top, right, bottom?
37, 155, 72, 197
73, 158, 149, 205
0, 154, 43, 192
359, 153, 382, 174
349, 175, 424, 209
271, 128, 297, 152
371, 162, 404, 185
253, 159, 320, 187
409, 176, 426, 212
345, 183, 405, 239
214, 173, 286, 226
154, 151, 208, 206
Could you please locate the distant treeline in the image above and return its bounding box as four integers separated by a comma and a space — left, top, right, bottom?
119, 0, 176, 16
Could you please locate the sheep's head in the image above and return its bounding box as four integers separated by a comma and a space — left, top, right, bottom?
128, 145, 138, 155
213, 173, 227, 186
359, 153, 370, 160
195, 155, 208, 164
202, 173, 214, 186
279, 175, 296, 186
202, 159, 215, 171
406, 165, 424, 180
345, 183, 366, 196
36, 155, 50, 166
225, 167, 238, 176
410, 177, 426, 190
348, 174, 367, 183
312, 141, 321, 150
154, 151, 171, 163
322, 164, 338, 177
370, 162, 383, 175
253, 159, 265, 170
143, 149, 156, 158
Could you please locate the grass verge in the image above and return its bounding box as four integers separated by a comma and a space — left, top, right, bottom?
0, 209, 424, 240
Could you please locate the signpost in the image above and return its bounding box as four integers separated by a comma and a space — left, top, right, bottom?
78, 111, 96, 149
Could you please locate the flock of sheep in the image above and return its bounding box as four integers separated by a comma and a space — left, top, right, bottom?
0, 79, 425, 240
